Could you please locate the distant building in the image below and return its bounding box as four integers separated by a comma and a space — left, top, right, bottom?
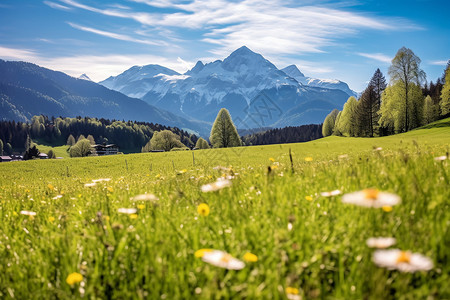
38, 153, 48, 159
91, 144, 119, 156
0, 156, 12, 162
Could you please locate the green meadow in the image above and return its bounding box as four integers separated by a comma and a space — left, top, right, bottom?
0, 119, 449, 299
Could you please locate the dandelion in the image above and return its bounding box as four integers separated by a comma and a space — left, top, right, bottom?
107, 187, 114, 193
366, 237, 396, 248
372, 249, 433, 272
305, 195, 313, 201
197, 203, 210, 216
177, 169, 188, 174
66, 272, 83, 285
130, 193, 159, 202
269, 158, 275, 162
434, 155, 447, 161
118, 208, 137, 214
48, 216, 55, 222
194, 249, 213, 258
382, 206, 393, 212
342, 188, 401, 208
137, 204, 145, 210
320, 190, 342, 197
47, 184, 55, 191
286, 287, 301, 300
201, 178, 232, 192
304, 157, 313, 162
84, 182, 96, 187
129, 214, 138, 219
20, 210, 36, 216
243, 252, 258, 262
201, 250, 245, 270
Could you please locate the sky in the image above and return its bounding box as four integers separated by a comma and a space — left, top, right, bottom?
0, 0, 449, 92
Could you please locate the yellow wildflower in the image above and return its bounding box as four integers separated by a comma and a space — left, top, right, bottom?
137, 204, 145, 210
129, 214, 138, 219
304, 157, 313, 162
47, 183, 55, 191
269, 157, 275, 162
382, 206, 393, 212
66, 272, 83, 285
305, 195, 313, 201
243, 252, 258, 262
197, 203, 210, 216
48, 216, 55, 222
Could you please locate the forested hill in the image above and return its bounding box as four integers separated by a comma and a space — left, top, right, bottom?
0, 115, 198, 153
242, 124, 322, 145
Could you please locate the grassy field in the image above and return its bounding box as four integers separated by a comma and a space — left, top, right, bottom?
0, 119, 449, 299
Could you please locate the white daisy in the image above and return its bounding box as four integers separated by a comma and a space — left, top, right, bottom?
434, 155, 447, 161
84, 182, 97, 187
130, 193, 159, 202
342, 189, 400, 208
118, 208, 137, 214
201, 178, 232, 192
366, 237, 396, 248
201, 250, 245, 270
320, 189, 342, 197
92, 178, 111, 183
372, 249, 433, 272
20, 210, 37, 216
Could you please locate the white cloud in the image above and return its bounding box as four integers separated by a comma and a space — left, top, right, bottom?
43, 1, 72, 11
357, 52, 392, 63
0, 46, 192, 82
67, 22, 167, 46
429, 60, 449, 66
53, 0, 416, 60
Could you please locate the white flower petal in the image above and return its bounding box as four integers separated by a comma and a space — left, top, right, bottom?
130, 194, 159, 202
202, 250, 245, 270
366, 237, 396, 248
373, 249, 433, 272
118, 208, 138, 214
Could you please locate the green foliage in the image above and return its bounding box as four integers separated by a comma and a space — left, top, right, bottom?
322, 109, 339, 137
47, 149, 56, 159
0, 121, 448, 299
5, 142, 12, 155
379, 82, 424, 133
440, 63, 450, 116
23, 145, 40, 160
66, 134, 76, 146
335, 96, 359, 137
195, 137, 210, 149
357, 85, 379, 137
150, 130, 185, 151
141, 140, 152, 153
69, 139, 92, 157
0, 139, 3, 156
77, 134, 86, 142
210, 108, 242, 148
170, 146, 190, 151
423, 96, 439, 125
388, 47, 426, 132
86, 134, 96, 145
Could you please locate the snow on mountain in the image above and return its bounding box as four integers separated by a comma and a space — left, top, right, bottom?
281, 65, 357, 98
78, 73, 92, 81
99, 46, 350, 128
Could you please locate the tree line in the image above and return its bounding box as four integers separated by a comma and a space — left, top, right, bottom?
0, 116, 198, 155
241, 124, 323, 145
323, 47, 450, 137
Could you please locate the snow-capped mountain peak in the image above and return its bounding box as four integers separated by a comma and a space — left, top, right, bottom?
282, 65, 305, 78
78, 73, 92, 81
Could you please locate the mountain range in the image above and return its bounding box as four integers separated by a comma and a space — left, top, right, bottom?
100, 46, 354, 129
0, 59, 209, 135
0, 46, 356, 137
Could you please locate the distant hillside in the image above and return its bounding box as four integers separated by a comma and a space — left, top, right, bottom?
0, 60, 210, 136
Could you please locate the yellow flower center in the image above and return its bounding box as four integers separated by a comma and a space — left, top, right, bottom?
396, 251, 411, 264
220, 254, 232, 263
363, 188, 380, 200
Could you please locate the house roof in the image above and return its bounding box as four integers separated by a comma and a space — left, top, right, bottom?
1, 156, 12, 160
38, 153, 48, 157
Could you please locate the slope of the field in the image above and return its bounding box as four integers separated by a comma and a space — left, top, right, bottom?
0, 119, 448, 299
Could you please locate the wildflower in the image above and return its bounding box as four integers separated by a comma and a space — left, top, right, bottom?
201, 250, 245, 270
197, 203, 210, 216
47, 184, 55, 191
66, 272, 83, 285
155, 174, 161, 179
53, 195, 63, 200
372, 249, 433, 272
20, 210, 36, 216
201, 178, 232, 192
213, 166, 231, 171
269, 158, 275, 162
194, 249, 213, 258
118, 208, 137, 214
382, 206, 393, 212
243, 252, 258, 262
305, 195, 313, 201
304, 157, 313, 162
286, 287, 301, 300
342, 188, 400, 208
178, 169, 188, 174
130, 193, 159, 202
338, 154, 349, 159
366, 237, 396, 249
320, 190, 342, 197
129, 214, 138, 219
373, 147, 383, 151
137, 204, 145, 210
288, 223, 293, 231
84, 182, 96, 187
92, 178, 111, 183
434, 155, 447, 161
107, 187, 114, 193
48, 216, 56, 222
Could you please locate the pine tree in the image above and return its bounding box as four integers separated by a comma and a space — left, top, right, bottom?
440, 62, 450, 116
195, 137, 210, 149
388, 47, 426, 132
357, 85, 378, 136
369, 68, 387, 106
209, 108, 242, 148
322, 109, 339, 137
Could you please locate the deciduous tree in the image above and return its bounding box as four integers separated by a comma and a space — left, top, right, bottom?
195, 137, 210, 149
149, 130, 184, 151
335, 97, 359, 137
440, 62, 450, 116
210, 108, 241, 148
322, 109, 339, 137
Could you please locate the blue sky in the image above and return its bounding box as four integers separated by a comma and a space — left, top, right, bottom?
0, 0, 448, 91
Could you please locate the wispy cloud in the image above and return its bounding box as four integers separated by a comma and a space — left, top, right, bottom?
357, 52, 392, 63
429, 60, 449, 66
43, 1, 72, 11
67, 22, 166, 46
0, 46, 192, 81
52, 0, 417, 59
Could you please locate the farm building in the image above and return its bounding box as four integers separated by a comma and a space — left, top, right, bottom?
0, 156, 12, 162
91, 144, 119, 156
